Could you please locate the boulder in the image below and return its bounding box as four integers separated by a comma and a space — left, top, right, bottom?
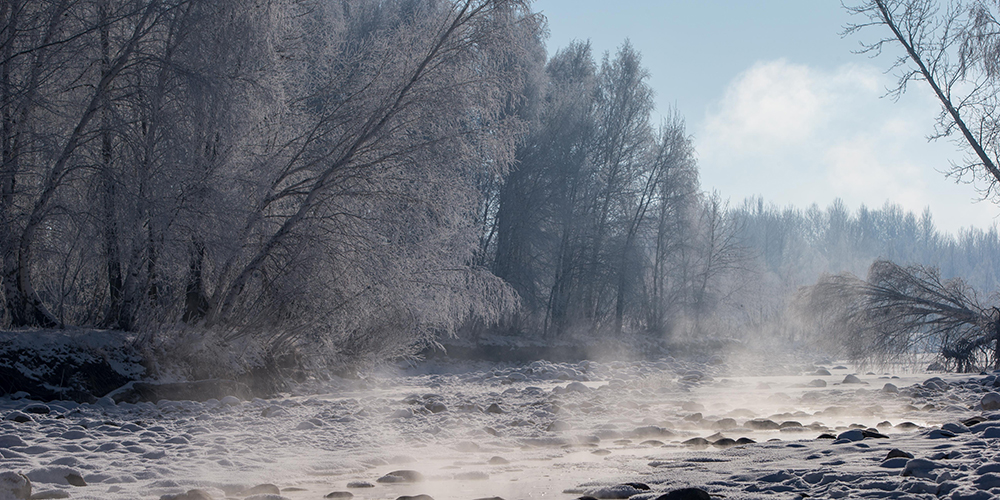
0, 472, 30, 500
836, 429, 865, 441
982, 392, 1000, 411
245, 484, 280, 496
885, 449, 913, 460
160, 490, 214, 500
377, 470, 424, 483
654, 488, 711, 500
901, 458, 940, 478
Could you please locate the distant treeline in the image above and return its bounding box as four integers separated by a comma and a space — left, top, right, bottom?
728, 198, 1000, 343
735, 198, 1000, 296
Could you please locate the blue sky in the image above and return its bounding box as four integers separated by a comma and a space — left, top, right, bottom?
533, 0, 1000, 234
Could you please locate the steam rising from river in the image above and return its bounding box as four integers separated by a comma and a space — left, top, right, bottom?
0, 353, 970, 500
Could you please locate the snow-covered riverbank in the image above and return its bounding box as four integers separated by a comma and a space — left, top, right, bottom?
2, 357, 999, 500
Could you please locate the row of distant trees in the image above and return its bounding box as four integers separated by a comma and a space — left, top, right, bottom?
731, 199, 1000, 342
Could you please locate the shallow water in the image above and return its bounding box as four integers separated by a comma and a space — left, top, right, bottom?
0, 358, 983, 500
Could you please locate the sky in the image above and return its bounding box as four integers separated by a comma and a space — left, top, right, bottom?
532, 0, 1000, 234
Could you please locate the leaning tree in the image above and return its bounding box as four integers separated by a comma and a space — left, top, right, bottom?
845, 0, 1000, 199
798, 259, 1000, 371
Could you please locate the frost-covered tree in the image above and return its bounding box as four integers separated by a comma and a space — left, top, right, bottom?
845, 0, 1000, 201
0, 0, 541, 373
799, 260, 999, 371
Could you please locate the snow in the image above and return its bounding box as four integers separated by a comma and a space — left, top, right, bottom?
2, 357, 1000, 499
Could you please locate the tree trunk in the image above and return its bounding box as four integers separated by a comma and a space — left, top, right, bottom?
99, 0, 128, 330
183, 238, 208, 323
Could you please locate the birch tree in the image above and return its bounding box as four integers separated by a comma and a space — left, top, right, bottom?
845, 0, 1000, 200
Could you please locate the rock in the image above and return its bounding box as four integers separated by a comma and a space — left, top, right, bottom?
744, 419, 780, 430
566, 382, 589, 393
948, 487, 993, 500
246, 484, 281, 495
61, 429, 91, 440
923, 377, 949, 391
901, 458, 940, 477
21, 404, 49, 415
261, 406, 290, 418
395, 496, 433, 500
680, 401, 704, 411
735, 437, 756, 445
0, 472, 31, 499
346, 481, 374, 488
814, 368, 831, 376
712, 438, 738, 448
220, 396, 241, 406
161, 490, 213, 500
4, 411, 31, 423
981, 392, 1000, 410
629, 426, 674, 439
861, 429, 888, 439
586, 484, 646, 499
244, 495, 290, 500
485, 403, 504, 414
682, 437, 710, 447
974, 473, 1000, 489
487, 456, 509, 465
377, 470, 424, 483
836, 429, 864, 441
886, 448, 913, 460
65, 473, 86, 487
711, 418, 738, 430
894, 422, 920, 430
806, 379, 827, 387
882, 383, 898, 393
425, 402, 447, 413
324, 493, 353, 499
927, 429, 956, 439
842, 374, 864, 384
390, 409, 413, 418
962, 416, 987, 427
654, 487, 711, 500
759, 471, 794, 482
879, 458, 909, 468
941, 422, 970, 434
0, 435, 27, 448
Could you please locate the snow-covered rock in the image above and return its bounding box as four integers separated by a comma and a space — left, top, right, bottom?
0, 472, 30, 500
980, 392, 1000, 410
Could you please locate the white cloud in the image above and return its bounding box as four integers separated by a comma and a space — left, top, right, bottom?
705, 60, 825, 149
695, 59, 1000, 233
